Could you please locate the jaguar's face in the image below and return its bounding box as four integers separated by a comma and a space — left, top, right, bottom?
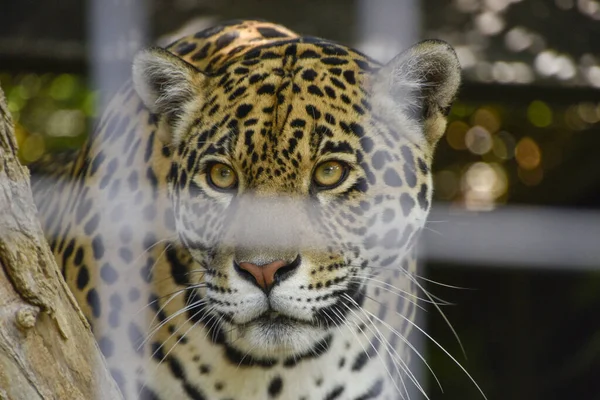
133, 40, 460, 357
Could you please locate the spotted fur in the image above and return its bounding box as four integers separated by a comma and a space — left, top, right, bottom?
32, 20, 461, 400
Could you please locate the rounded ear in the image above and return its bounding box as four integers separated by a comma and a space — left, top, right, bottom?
376, 40, 461, 146
132, 47, 205, 145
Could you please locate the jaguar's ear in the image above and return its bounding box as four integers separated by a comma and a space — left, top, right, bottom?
375, 40, 461, 146
132, 47, 204, 145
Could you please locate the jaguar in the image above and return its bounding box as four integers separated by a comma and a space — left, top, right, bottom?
31, 19, 461, 400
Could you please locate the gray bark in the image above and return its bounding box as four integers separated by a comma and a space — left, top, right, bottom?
0, 85, 122, 400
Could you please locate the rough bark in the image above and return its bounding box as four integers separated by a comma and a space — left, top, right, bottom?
0, 86, 122, 399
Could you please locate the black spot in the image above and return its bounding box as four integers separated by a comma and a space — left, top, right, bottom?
360, 137, 374, 153
129, 288, 140, 302
144, 130, 155, 163
62, 239, 75, 266
234, 67, 249, 75
321, 140, 352, 154
77, 265, 90, 290
372, 151, 386, 170
349, 122, 364, 137
86, 288, 101, 318
228, 86, 247, 101
352, 104, 365, 115
128, 322, 144, 355
138, 385, 161, 400
257, 84, 276, 95
418, 157, 429, 174
285, 44, 297, 57
110, 369, 126, 396
307, 85, 324, 97
166, 247, 190, 286
191, 43, 210, 61
98, 336, 114, 358
324, 113, 336, 125
351, 351, 369, 371
330, 77, 346, 90
302, 69, 318, 81
100, 263, 119, 284
74, 247, 84, 266
383, 169, 403, 187
321, 57, 348, 65
290, 119, 306, 128
183, 382, 207, 400
305, 105, 321, 119
83, 213, 100, 235
118, 247, 133, 263
75, 198, 92, 224
400, 193, 416, 216
90, 152, 105, 176
324, 86, 336, 99
343, 70, 356, 84
401, 146, 415, 168
354, 379, 384, 400
299, 50, 320, 59
224, 345, 277, 368
199, 364, 211, 374
257, 27, 289, 38
380, 255, 398, 267
235, 104, 253, 119
417, 183, 429, 210
324, 386, 345, 400
108, 310, 119, 329
214, 31, 239, 51
91, 236, 105, 260
176, 41, 197, 56
168, 356, 185, 379
268, 376, 283, 397
127, 171, 139, 191
194, 25, 224, 39
404, 164, 417, 188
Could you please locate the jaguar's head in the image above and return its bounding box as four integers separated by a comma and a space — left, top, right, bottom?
132, 38, 460, 358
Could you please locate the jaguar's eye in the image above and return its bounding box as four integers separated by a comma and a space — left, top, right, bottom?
313, 160, 348, 189
207, 163, 238, 191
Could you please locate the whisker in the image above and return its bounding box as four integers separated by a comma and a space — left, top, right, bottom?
344, 293, 441, 396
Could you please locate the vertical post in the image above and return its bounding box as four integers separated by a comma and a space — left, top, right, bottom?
87, 0, 150, 397
356, 1, 425, 398
356, 0, 421, 63
88, 0, 149, 107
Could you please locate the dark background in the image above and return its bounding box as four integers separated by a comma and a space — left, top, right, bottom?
1, 1, 599, 399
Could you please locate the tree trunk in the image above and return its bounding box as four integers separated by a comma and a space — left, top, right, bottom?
0, 86, 122, 399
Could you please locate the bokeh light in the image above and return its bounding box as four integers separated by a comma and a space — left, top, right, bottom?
527, 101, 553, 127
0, 72, 93, 163
465, 125, 493, 155
515, 137, 542, 170
462, 162, 508, 211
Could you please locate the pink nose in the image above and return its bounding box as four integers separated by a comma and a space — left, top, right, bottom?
237, 260, 287, 291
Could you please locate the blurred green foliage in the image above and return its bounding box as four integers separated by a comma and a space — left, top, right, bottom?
0, 72, 95, 163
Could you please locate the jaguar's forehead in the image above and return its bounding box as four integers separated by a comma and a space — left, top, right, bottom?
174, 41, 391, 184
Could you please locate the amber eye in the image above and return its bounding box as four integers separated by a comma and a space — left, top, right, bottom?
207, 163, 238, 191
313, 161, 348, 189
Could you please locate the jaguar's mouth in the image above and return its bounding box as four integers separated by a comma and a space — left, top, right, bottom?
245, 310, 315, 329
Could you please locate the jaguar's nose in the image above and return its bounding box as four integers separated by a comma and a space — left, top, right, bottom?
234, 255, 301, 293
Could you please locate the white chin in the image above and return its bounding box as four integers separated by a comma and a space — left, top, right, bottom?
235, 319, 328, 357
